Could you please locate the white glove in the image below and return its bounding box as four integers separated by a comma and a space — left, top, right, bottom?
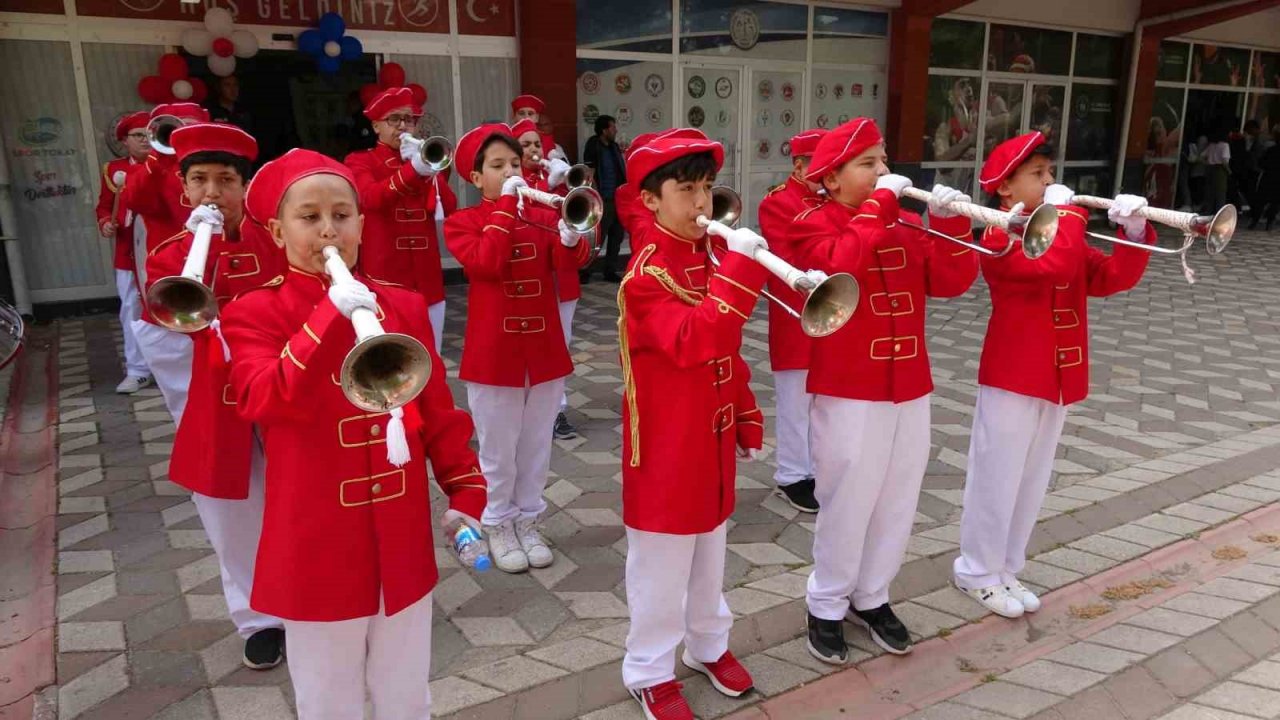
547, 146, 568, 163
725, 227, 767, 258
398, 134, 420, 163
327, 279, 378, 319
558, 219, 583, 248
409, 151, 436, 179
927, 184, 970, 219
1108, 194, 1148, 240
874, 174, 913, 198
440, 508, 481, 533
736, 446, 760, 460
545, 158, 572, 188
185, 204, 223, 234
796, 269, 829, 291
1044, 183, 1075, 206
501, 175, 528, 197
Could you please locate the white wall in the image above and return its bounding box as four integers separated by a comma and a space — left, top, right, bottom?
1180, 9, 1280, 50
951, 0, 1140, 33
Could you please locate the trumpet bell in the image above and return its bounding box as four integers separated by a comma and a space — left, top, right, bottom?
566, 164, 591, 189
147, 115, 183, 156
711, 186, 743, 226
146, 276, 218, 333
340, 332, 433, 412
418, 136, 452, 173
800, 272, 860, 337
1016, 204, 1061, 259
1199, 204, 1236, 255
562, 186, 604, 233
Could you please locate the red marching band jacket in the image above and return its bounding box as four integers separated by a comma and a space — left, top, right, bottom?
123, 154, 194, 323
614, 182, 651, 238
221, 268, 485, 621
522, 165, 583, 303
147, 223, 285, 500
443, 194, 592, 387
96, 158, 140, 272
791, 189, 979, 403
977, 205, 1152, 406
757, 176, 825, 372
345, 141, 459, 305
618, 223, 769, 535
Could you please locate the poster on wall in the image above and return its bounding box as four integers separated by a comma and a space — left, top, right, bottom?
576, 59, 673, 157
1190, 44, 1249, 87
811, 68, 886, 136
1251, 52, 1280, 90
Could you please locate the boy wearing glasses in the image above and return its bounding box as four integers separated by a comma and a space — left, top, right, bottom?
345, 86, 457, 353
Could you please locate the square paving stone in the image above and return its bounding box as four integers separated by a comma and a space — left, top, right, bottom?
739, 652, 819, 696
459, 654, 569, 693
1125, 608, 1220, 637
1161, 592, 1252, 620
952, 681, 1062, 719
1089, 624, 1182, 656
1234, 660, 1280, 691
1002, 660, 1107, 696
1196, 681, 1280, 718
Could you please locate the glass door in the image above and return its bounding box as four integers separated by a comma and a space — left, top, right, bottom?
977, 78, 1067, 201
679, 62, 744, 197
744, 67, 805, 229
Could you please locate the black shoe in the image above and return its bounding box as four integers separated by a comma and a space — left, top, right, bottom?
553, 412, 578, 440
777, 478, 819, 513
603, 271, 622, 283
847, 603, 912, 655
243, 628, 285, 670
806, 612, 849, 665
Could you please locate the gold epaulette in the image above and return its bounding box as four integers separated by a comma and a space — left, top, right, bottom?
794, 203, 824, 223
231, 274, 284, 302
102, 163, 120, 192
765, 182, 787, 197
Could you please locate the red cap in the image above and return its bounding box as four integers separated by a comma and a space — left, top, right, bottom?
115, 111, 150, 142
978, 131, 1046, 194
510, 119, 539, 139
152, 103, 209, 123
169, 123, 258, 164
625, 128, 708, 165
805, 117, 883, 182
627, 132, 724, 188
789, 128, 828, 159
364, 87, 420, 121
245, 148, 357, 224
510, 94, 546, 116
456, 123, 515, 176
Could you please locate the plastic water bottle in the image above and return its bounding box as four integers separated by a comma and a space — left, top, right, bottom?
453, 525, 492, 572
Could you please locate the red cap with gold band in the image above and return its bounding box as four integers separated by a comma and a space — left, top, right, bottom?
624, 128, 709, 165
169, 123, 258, 165
245, 148, 357, 224
511, 94, 546, 116
804, 117, 883, 182
364, 87, 420, 121
151, 103, 210, 123
115, 111, 150, 142
509, 119, 539, 139
789, 128, 828, 159
978, 131, 1046, 194
456, 123, 515, 176
627, 132, 724, 187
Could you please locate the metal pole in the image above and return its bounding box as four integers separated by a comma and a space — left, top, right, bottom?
0, 132, 34, 315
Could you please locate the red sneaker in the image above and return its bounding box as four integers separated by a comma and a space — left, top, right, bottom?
629, 680, 694, 720
682, 649, 754, 697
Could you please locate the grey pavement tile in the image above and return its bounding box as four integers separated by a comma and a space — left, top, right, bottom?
952, 681, 1062, 719
1045, 642, 1146, 674
1001, 660, 1107, 696
1196, 681, 1280, 718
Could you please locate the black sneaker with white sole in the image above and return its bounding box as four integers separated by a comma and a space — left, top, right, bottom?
777, 477, 819, 513
243, 628, 285, 669
847, 603, 912, 655
553, 412, 578, 440
806, 612, 849, 665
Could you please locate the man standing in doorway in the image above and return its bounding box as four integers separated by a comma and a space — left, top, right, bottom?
582, 115, 626, 283
207, 75, 253, 136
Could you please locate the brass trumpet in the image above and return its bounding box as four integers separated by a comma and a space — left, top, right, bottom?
146, 205, 219, 333
322, 246, 432, 412
899, 187, 1060, 259
1070, 196, 1236, 255
400, 133, 453, 173
701, 187, 859, 338
535, 152, 592, 189
517, 185, 604, 234
147, 115, 184, 156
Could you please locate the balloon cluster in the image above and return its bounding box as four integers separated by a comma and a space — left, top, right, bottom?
298, 12, 364, 74
137, 54, 207, 104
358, 63, 427, 109
181, 8, 260, 77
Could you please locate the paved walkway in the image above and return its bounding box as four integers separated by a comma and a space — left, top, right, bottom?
11, 226, 1280, 719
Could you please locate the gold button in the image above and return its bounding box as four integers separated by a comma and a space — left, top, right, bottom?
230, 259, 241, 269
521, 320, 530, 329
517, 284, 525, 293
717, 367, 726, 377
370, 424, 381, 437
890, 299, 899, 308
1059, 352, 1067, 359
893, 343, 901, 353
372, 483, 383, 494
514, 249, 522, 257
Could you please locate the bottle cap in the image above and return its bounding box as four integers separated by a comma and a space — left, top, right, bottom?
474, 555, 492, 572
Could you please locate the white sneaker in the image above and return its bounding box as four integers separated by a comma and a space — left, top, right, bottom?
115, 375, 153, 394
1005, 579, 1041, 613
483, 522, 528, 573
515, 517, 554, 568
955, 580, 1024, 618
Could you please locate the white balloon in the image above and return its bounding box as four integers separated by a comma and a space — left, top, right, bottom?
208, 54, 237, 77
231, 29, 258, 58
171, 79, 194, 99
323, 40, 341, 58
203, 7, 235, 36
182, 29, 213, 56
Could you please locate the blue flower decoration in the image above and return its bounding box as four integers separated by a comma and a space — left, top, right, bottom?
298, 12, 363, 74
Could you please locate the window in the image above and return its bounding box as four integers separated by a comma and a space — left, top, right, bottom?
578, 0, 673, 53
923, 74, 979, 162
1252, 52, 1280, 90
680, 0, 808, 61
1066, 84, 1118, 162
987, 24, 1071, 76
1073, 34, 1123, 80
929, 18, 983, 71
1158, 41, 1190, 82
811, 6, 888, 65
1191, 44, 1249, 87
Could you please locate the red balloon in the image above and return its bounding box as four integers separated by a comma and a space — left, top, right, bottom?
158, 53, 189, 80
359, 83, 380, 107
138, 75, 170, 103
212, 37, 235, 58
379, 62, 405, 89
407, 83, 427, 106
190, 78, 208, 103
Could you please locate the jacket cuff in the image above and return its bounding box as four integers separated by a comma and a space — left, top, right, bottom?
735, 406, 764, 450
489, 195, 519, 227
446, 486, 487, 522
867, 188, 901, 224
281, 297, 346, 371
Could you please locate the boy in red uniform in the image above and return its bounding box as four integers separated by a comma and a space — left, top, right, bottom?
444, 124, 592, 573
952, 132, 1152, 617
345, 86, 458, 355
790, 118, 977, 662
145, 123, 287, 668
618, 133, 770, 719
756, 128, 827, 513
511, 94, 564, 163
222, 149, 487, 719
96, 110, 153, 394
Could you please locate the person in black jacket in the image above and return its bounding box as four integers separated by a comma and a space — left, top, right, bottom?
582, 115, 627, 282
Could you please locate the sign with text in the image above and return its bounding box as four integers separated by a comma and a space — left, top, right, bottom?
76, 0, 454, 34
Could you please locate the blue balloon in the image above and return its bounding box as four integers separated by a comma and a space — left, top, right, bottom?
339, 35, 363, 61
298, 29, 323, 56
318, 12, 345, 41
317, 55, 341, 74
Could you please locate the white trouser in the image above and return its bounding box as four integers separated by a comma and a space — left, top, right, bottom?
131, 319, 194, 424
115, 270, 149, 377
190, 434, 282, 638
467, 377, 566, 526
954, 386, 1068, 589
623, 523, 732, 690
807, 394, 931, 619
558, 299, 578, 412
284, 592, 433, 720
427, 300, 445, 357
772, 369, 813, 487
